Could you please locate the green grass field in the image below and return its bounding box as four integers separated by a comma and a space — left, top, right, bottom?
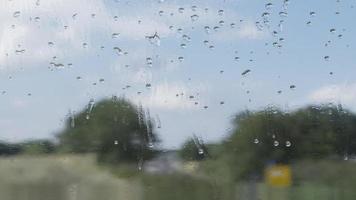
0, 154, 142, 200
1, 155, 356, 200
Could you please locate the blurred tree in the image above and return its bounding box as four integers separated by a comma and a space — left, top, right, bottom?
179, 135, 209, 161
57, 96, 159, 164
0, 142, 22, 156
224, 105, 356, 180
21, 140, 56, 154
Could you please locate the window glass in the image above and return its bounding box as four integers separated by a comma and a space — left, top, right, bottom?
1, 0, 356, 199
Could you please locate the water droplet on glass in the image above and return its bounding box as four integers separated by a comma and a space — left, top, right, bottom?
112, 33, 120, 39
113, 47, 123, 56
82, 43, 88, 48
254, 138, 259, 144
241, 69, 251, 76
286, 141, 291, 147
146, 32, 160, 46
265, 3, 273, 10
178, 7, 185, 13
178, 56, 184, 62
219, 20, 225, 26
198, 148, 204, 155
13, 11, 21, 18
310, 11, 316, 17
146, 57, 153, 67
273, 140, 279, 147
279, 11, 288, 17
180, 43, 187, 49
114, 140, 118, 145
190, 14, 199, 22
218, 9, 224, 16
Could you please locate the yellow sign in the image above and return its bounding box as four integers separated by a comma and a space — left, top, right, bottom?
265, 164, 292, 187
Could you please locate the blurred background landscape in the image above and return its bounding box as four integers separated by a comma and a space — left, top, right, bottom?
1, 0, 356, 199
1, 98, 356, 200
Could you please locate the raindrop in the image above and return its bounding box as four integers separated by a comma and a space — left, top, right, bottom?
146, 57, 153, 67
112, 33, 120, 39
72, 13, 78, 20
34, 17, 40, 22
265, 3, 273, 10
113, 47, 123, 56
254, 138, 259, 144
310, 11, 316, 17
114, 140, 118, 145
48, 42, 54, 47
230, 23, 236, 28
70, 111, 75, 128
219, 20, 225, 26
82, 43, 88, 48
198, 148, 204, 155
99, 78, 105, 83
15, 49, 25, 54
218, 9, 224, 16
279, 11, 288, 17
241, 69, 251, 76
290, 85, 296, 89
273, 140, 279, 147
204, 26, 211, 34
180, 43, 187, 49
262, 12, 270, 18
178, 56, 184, 62
330, 28, 336, 33
324, 55, 330, 61
182, 34, 191, 42
146, 32, 160, 46
190, 14, 199, 22
286, 141, 291, 147
13, 11, 21, 18
178, 7, 185, 13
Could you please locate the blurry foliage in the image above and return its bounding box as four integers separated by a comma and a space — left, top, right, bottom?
224, 104, 356, 180
57, 96, 160, 165
179, 135, 209, 161
21, 140, 56, 154
0, 140, 55, 156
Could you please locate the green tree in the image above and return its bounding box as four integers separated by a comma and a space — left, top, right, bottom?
57, 96, 159, 164
224, 105, 356, 180
179, 135, 209, 161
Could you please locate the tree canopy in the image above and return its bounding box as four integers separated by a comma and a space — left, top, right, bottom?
223, 104, 356, 180
57, 96, 159, 164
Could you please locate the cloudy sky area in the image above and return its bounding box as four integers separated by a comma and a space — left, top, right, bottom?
0, 0, 355, 148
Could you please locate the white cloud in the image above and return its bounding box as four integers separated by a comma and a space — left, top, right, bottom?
309, 83, 356, 109
135, 82, 207, 110
211, 21, 268, 42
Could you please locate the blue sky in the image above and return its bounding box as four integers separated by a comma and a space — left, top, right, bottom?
0, 0, 355, 148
